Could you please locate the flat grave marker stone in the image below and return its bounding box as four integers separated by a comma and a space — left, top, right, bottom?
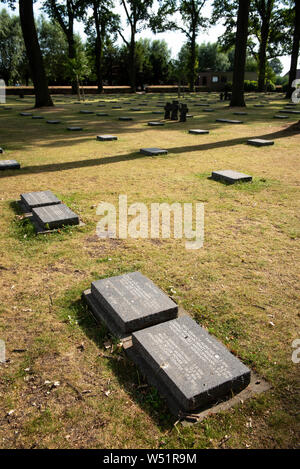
140, 148, 168, 156
247, 139, 274, 147
80, 110, 94, 114
0, 160, 20, 170
46, 120, 61, 124
20, 190, 61, 211
32, 116, 44, 119
20, 112, 33, 116
131, 315, 251, 412
32, 203, 79, 230
67, 127, 83, 131
87, 271, 178, 336
119, 117, 133, 121
97, 135, 118, 141
147, 122, 164, 126
189, 129, 209, 135
211, 170, 252, 184
216, 119, 243, 124
279, 110, 300, 115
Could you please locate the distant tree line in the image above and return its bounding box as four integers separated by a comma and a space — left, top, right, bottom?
0, 0, 298, 110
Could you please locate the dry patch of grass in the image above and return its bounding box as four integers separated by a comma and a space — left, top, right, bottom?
0, 92, 299, 449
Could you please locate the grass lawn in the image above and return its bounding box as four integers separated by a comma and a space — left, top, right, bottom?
0, 92, 299, 449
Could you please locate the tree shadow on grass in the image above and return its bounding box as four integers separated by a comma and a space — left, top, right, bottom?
0, 151, 154, 178
70, 297, 175, 431
0, 124, 297, 179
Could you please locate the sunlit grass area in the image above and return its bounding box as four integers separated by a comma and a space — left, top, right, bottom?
0, 92, 299, 448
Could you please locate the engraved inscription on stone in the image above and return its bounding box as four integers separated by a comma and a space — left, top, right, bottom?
32, 203, 79, 229
21, 190, 61, 210
132, 316, 251, 410
91, 271, 178, 333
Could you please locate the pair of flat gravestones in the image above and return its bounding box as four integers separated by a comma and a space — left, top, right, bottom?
83, 271, 251, 416
19, 190, 80, 232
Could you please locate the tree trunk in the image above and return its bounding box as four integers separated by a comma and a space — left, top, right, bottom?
257, 21, 269, 92
189, 33, 196, 92
67, 34, 79, 95
129, 33, 136, 93
230, 0, 250, 107
286, 0, 300, 99
19, 0, 53, 108
93, 4, 103, 93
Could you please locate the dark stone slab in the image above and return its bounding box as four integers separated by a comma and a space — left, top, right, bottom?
247, 139, 274, 147
203, 108, 214, 112
32, 203, 79, 230
67, 127, 83, 131
96, 113, 109, 116
130, 108, 142, 111
90, 271, 178, 335
46, 120, 61, 124
0, 160, 20, 170
20, 112, 33, 116
147, 122, 164, 126
20, 190, 61, 211
152, 111, 164, 114
131, 315, 251, 412
140, 148, 168, 156
119, 117, 133, 121
97, 135, 118, 141
83, 289, 123, 337
80, 110, 94, 114
189, 129, 209, 135
211, 170, 252, 184
234, 112, 247, 115
279, 110, 300, 115
216, 119, 243, 124
274, 115, 289, 119
32, 116, 44, 119
254, 104, 264, 107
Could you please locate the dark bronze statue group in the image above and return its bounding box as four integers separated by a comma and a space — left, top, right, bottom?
164, 100, 189, 122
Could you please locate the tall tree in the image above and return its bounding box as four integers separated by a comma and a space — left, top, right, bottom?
286, 0, 300, 99
44, 0, 85, 94
212, 0, 287, 91
230, 0, 250, 107
0, 8, 25, 85
117, 0, 153, 92
37, 16, 69, 85
85, 1, 119, 93
253, 0, 276, 91
19, 0, 53, 107
152, 0, 208, 92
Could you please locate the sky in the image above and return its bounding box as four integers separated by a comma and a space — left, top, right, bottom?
6, 0, 296, 75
